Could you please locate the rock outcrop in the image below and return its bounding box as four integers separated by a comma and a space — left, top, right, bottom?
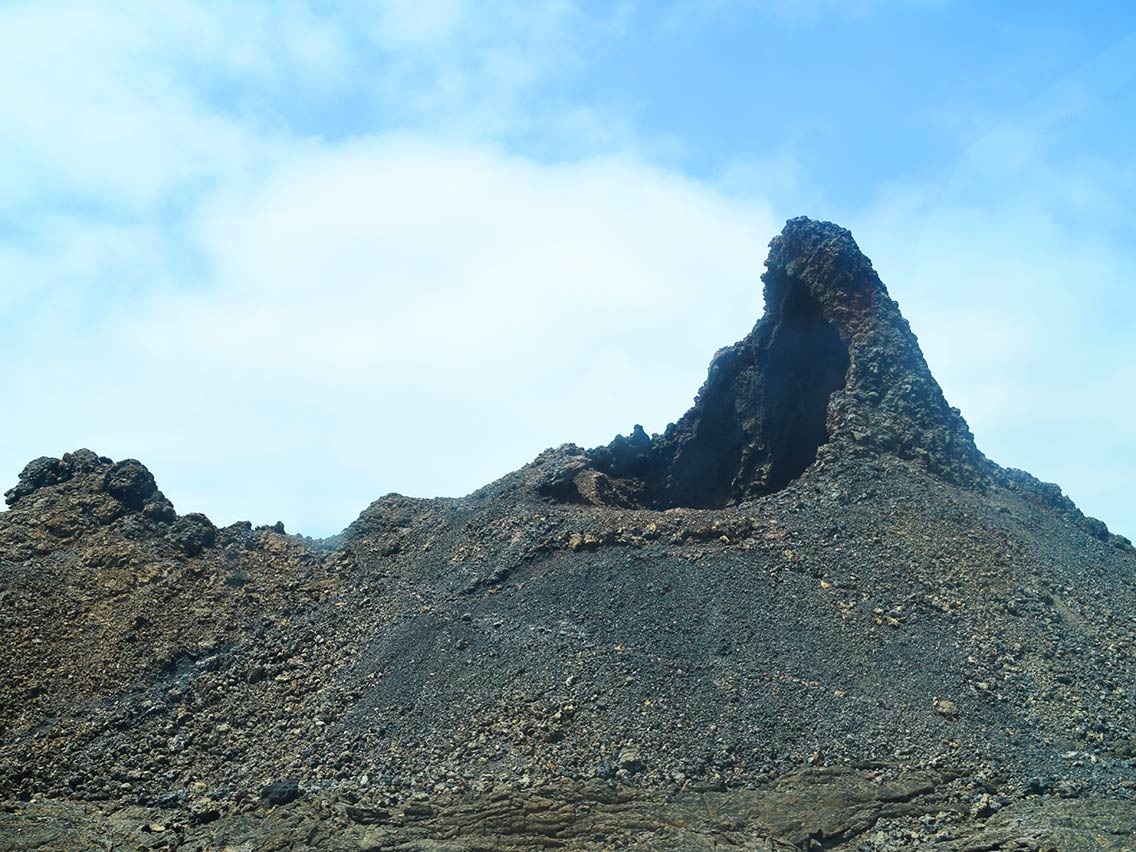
538, 218, 990, 511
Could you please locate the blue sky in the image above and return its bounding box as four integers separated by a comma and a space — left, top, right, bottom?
2, 1, 1134, 537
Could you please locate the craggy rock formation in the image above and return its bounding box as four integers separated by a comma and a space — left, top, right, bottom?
1, 218, 1133, 851
539, 218, 990, 511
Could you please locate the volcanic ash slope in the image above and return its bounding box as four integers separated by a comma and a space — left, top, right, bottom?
1, 218, 1134, 851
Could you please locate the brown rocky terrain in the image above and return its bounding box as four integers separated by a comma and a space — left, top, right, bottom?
1, 218, 1133, 850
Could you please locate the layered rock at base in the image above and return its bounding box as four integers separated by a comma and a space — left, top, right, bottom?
537, 217, 991, 510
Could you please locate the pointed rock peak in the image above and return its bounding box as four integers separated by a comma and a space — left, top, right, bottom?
540, 217, 990, 508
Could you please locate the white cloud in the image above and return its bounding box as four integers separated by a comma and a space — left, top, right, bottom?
1, 0, 689, 535
0, 2, 290, 215
0, 0, 614, 222
7, 136, 776, 534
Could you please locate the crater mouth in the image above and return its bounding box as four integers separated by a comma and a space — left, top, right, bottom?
566, 272, 851, 510
761, 273, 851, 493
540, 215, 990, 511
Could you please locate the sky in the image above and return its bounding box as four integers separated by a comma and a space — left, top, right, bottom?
2, 1, 1134, 538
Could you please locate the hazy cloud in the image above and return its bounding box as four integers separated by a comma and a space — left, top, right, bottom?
7, 137, 776, 533
2, 0, 1132, 539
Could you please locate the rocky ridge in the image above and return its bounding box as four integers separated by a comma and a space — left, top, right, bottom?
1, 218, 1133, 851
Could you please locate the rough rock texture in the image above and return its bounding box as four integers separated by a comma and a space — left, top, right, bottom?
6, 767, 1132, 851
1, 218, 1133, 850
552, 218, 991, 510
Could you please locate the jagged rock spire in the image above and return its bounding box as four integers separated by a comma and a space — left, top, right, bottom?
550, 217, 990, 508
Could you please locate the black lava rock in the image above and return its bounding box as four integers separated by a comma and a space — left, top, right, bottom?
166, 512, 217, 556
102, 459, 159, 510
260, 780, 302, 807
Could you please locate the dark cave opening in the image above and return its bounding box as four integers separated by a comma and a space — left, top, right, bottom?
760, 278, 851, 493
656, 274, 852, 507
580, 275, 851, 509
